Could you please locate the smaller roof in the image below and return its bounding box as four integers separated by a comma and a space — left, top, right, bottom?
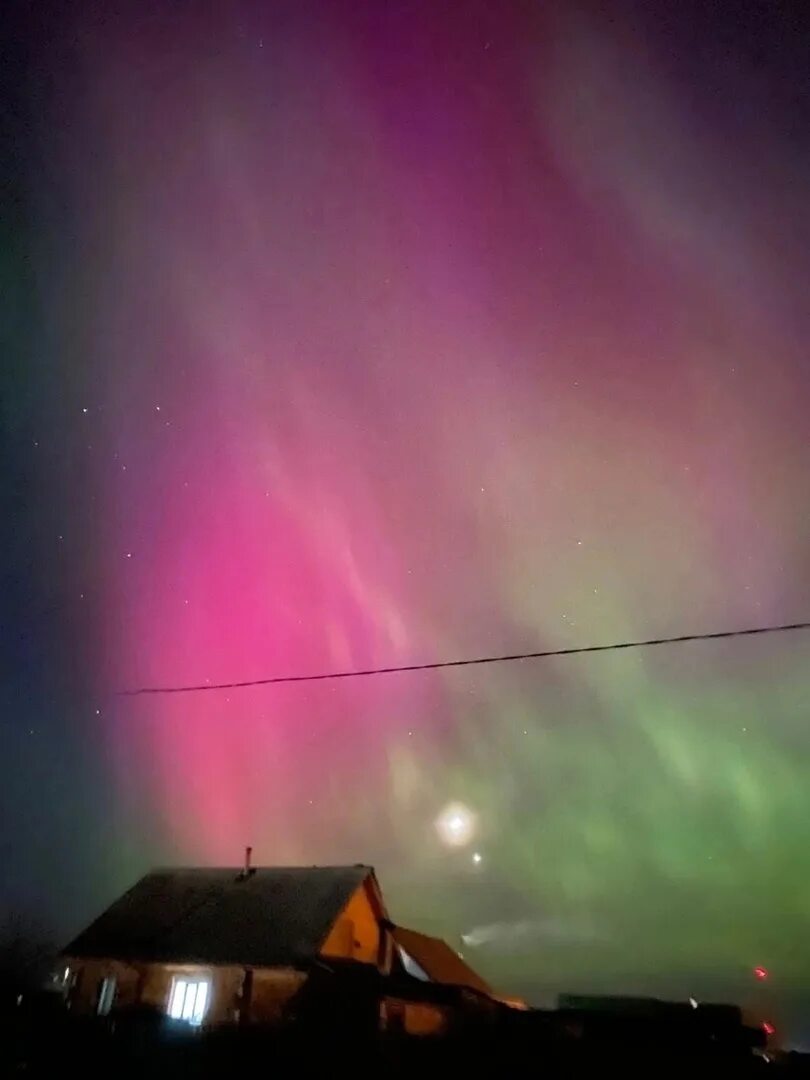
65, 866, 373, 969
392, 926, 492, 996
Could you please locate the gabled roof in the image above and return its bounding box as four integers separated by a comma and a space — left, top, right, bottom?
392, 925, 493, 996
65, 866, 374, 969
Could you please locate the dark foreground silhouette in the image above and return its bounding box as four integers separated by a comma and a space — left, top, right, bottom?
5, 988, 808, 1077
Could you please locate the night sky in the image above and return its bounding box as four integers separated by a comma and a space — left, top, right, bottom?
3, 0, 810, 1040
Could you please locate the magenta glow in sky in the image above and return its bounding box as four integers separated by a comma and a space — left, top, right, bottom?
32, 0, 810, 1009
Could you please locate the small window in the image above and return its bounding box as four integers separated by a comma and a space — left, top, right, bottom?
167, 975, 210, 1026
398, 946, 430, 982
97, 976, 116, 1015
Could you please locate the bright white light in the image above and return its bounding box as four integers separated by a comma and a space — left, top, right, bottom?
435, 802, 477, 847
181, 983, 195, 1021
689, 997, 698, 1009
193, 981, 208, 1024
168, 980, 185, 1019
168, 977, 210, 1026
472, 852, 482, 864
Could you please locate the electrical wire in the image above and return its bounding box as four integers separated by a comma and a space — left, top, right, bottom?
120, 619, 810, 696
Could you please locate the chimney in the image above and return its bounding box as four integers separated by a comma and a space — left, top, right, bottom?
237, 846, 255, 881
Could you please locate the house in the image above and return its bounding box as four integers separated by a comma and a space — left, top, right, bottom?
62, 859, 499, 1038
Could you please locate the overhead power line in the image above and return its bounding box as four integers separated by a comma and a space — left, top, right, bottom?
120, 619, 810, 697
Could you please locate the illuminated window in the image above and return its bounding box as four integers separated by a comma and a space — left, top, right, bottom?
97, 976, 116, 1016
167, 975, 210, 1026
398, 947, 430, 982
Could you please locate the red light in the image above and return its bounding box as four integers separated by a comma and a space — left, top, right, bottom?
763, 1021, 775, 1037
753, 966, 768, 980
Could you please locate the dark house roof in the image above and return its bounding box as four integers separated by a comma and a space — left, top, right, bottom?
392, 926, 493, 996
64, 865, 373, 969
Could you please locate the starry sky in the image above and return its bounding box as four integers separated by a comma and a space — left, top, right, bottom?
3, 0, 810, 1038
